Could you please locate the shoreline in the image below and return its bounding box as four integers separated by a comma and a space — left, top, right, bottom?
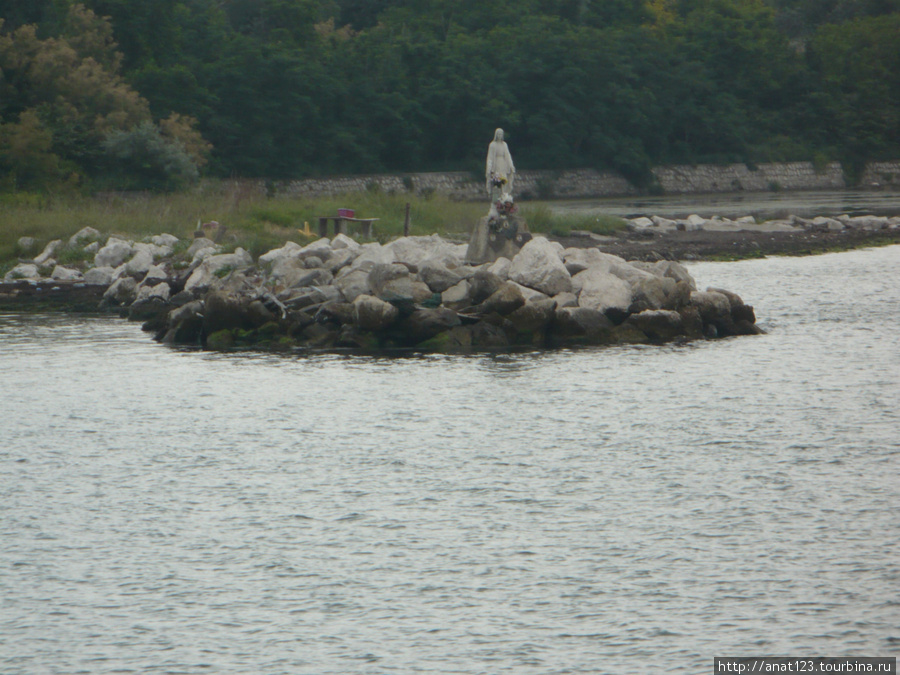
558, 224, 900, 262
2, 228, 898, 315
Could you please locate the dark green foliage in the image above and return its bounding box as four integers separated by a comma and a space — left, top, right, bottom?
1, 0, 898, 191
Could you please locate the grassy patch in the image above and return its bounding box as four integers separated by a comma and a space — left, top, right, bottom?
520, 204, 627, 237
0, 181, 628, 266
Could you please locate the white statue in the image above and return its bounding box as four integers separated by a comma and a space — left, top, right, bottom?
485, 128, 515, 200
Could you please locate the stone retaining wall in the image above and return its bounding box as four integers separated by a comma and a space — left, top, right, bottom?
240, 160, 900, 201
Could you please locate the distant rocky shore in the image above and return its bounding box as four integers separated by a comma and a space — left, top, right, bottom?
1, 224, 768, 352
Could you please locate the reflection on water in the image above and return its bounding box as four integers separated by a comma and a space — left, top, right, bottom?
552, 189, 900, 219
1, 246, 899, 674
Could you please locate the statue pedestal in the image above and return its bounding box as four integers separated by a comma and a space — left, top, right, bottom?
466, 215, 532, 265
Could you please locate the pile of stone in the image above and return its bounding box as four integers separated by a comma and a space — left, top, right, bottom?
4, 227, 762, 351
627, 213, 900, 233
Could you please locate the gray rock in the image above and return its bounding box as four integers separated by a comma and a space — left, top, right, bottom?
690, 290, 733, 334
327, 248, 358, 274
50, 265, 83, 281
134, 241, 173, 259
419, 260, 463, 293
487, 257, 512, 279
334, 268, 372, 302
552, 291, 578, 308
298, 238, 333, 263
151, 233, 180, 248
402, 307, 462, 342
186, 237, 218, 257
184, 248, 254, 294
125, 249, 154, 276
103, 276, 138, 305
352, 294, 400, 331
4, 263, 40, 281
259, 241, 302, 266
508, 298, 557, 334
553, 306, 614, 339
441, 280, 473, 310
332, 233, 362, 252
378, 276, 433, 305
16, 236, 37, 255
95, 237, 134, 268
302, 255, 324, 269
626, 309, 685, 341
68, 226, 101, 247
84, 241, 100, 254
509, 236, 573, 296
136, 281, 171, 302
629, 275, 677, 312
368, 263, 411, 296
475, 282, 526, 316
351, 243, 394, 271
573, 269, 632, 315
34, 239, 63, 265
83, 266, 115, 286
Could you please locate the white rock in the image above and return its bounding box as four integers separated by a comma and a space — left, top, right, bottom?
259, 241, 303, 265
187, 238, 218, 257
141, 265, 168, 285
350, 243, 394, 271
441, 280, 472, 309
68, 227, 101, 247
736, 215, 757, 225
83, 266, 115, 286
331, 233, 362, 252
184, 248, 253, 293
84, 241, 100, 254
682, 214, 707, 231
508, 236, 573, 296
352, 294, 399, 331
151, 233, 180, 248
34, 240, 62, 265
298, 238, 332, 262
573, 269, 632, 314
630, 217, 654, 229
510, 281, 551, 304
95, 237, 134, 268
334, 268, 372, 302
327, 248, 358, 274
487, 257, 512, 279
651, 216, 679, 231
553, 291, 578, 308
136, 282, 171, 302
4, 263, 40, 281
134, 241, 172, 259
51, 265, 83, 281
125, 249, 154, 276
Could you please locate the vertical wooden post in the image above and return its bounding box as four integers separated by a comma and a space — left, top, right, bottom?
403, 202, 411, 236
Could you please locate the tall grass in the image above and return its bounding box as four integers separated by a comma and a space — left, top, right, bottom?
0, 181, 626, 266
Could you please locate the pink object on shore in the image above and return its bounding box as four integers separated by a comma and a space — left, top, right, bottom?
337, 208, 355, 218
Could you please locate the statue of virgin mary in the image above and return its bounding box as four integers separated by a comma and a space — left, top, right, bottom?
485, 128, 515, 200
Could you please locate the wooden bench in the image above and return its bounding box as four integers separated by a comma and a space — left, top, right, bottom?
317, 216, 378, 239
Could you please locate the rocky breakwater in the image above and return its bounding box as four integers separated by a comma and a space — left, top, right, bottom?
4, 227, 762, 350
147, 233, 761, 352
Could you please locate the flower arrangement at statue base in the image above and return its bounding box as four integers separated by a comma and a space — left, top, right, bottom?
490, 172, 508, 189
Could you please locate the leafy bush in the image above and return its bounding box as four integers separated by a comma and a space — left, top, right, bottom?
102, 122, 199, 191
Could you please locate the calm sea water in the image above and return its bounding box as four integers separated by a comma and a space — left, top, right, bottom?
2, 246, 898, 674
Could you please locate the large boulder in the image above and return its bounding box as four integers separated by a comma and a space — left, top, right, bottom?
402, 307, 462, 343
441, 280, 473, 310
83, 266, 115, 286
125, 249, 154, 276
419, 260, 463, 293
468, 269, 505, 304
298, 238, 333, 263
95, 237, 133, 268
369, 263, 432, 305
34, 240, 62, 265
259, 241, 302, 266
334, 268, 372, 302
475, 282, 526, 316
352, 294, 400, 331
184, 248, 253, 294
690, 290, 734, 335
573, 269, 632, 318
50, 265, 83, 281
509, 237, 572, 296
552, 306, 614, 341
4, 263, 40, 281
68, 227, 101, 247
625, 309, 685, 342
103, 276, 138, 305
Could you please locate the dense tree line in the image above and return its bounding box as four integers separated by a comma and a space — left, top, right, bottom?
1, 0, 898, 191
